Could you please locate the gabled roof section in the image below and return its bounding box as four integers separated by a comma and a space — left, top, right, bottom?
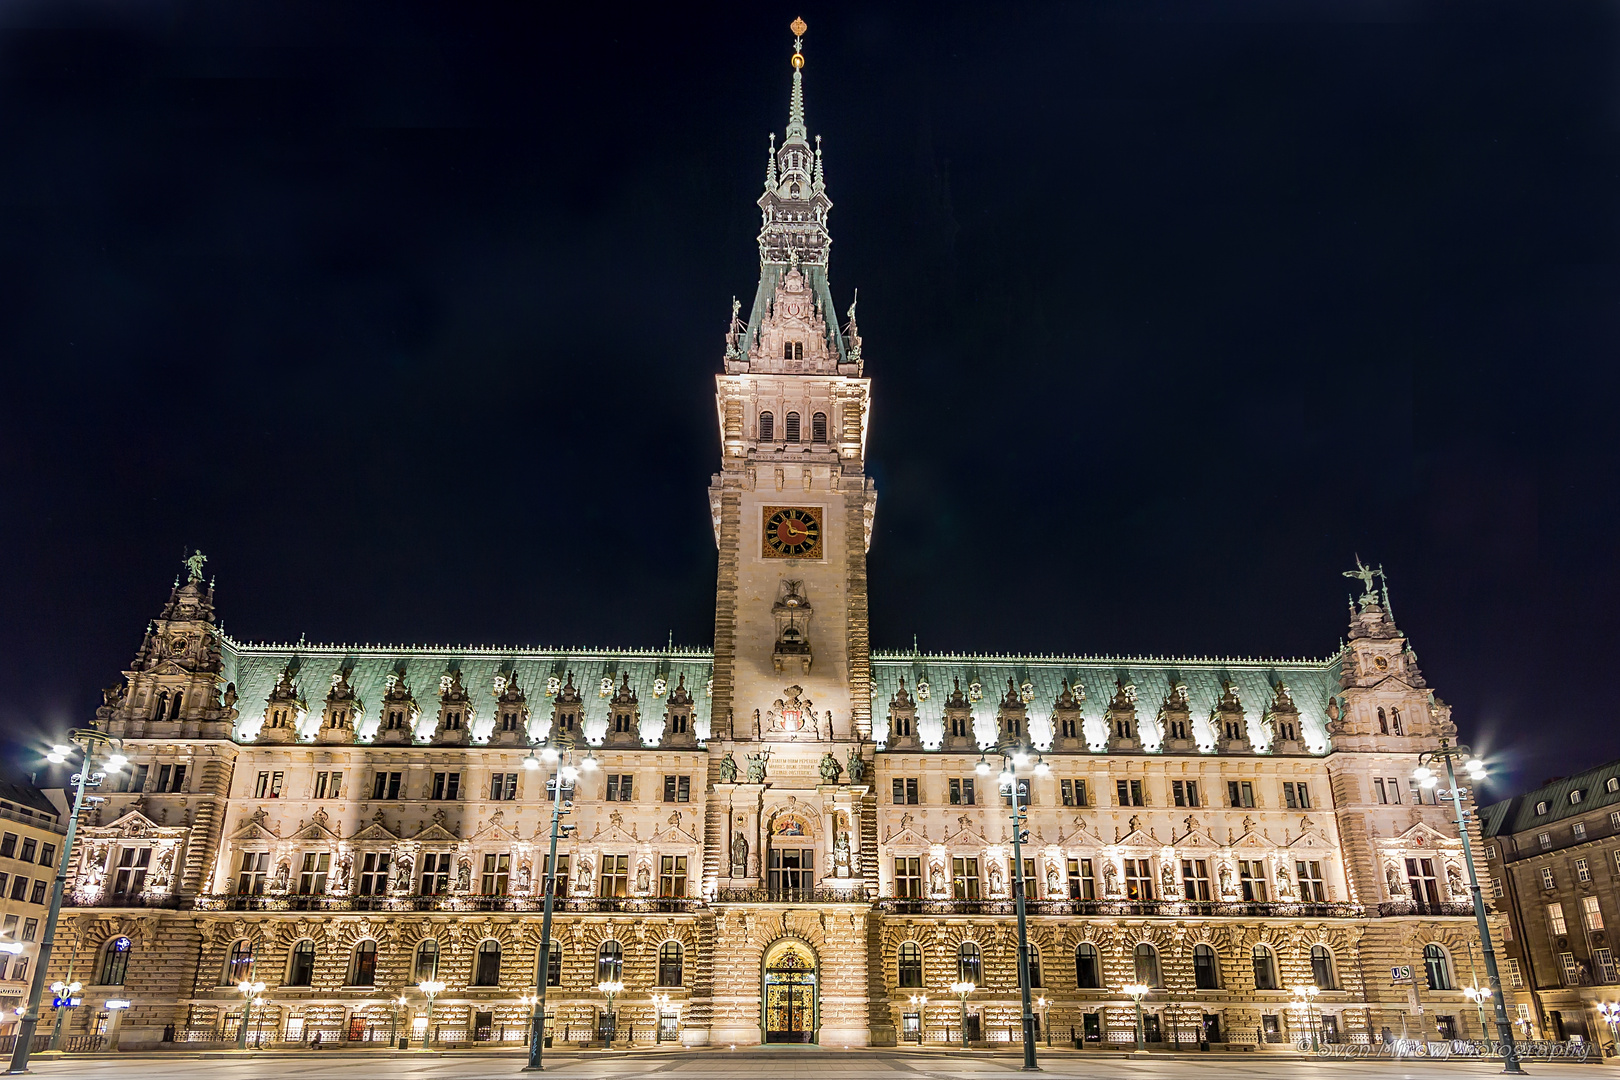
1481, 756, 1620, 837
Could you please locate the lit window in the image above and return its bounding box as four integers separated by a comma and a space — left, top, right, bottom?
1547, 903, 1567, 935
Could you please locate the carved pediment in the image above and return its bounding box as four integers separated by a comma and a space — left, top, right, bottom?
1171, 827, 1221, 849
349, 821, 399, 843
410, 822, 461, 844
1381, 821, 1457, 848
89, 810, 185, 840
881, 825, 931, 849
1117, 828, 1155, 850
227, 810, 280, 842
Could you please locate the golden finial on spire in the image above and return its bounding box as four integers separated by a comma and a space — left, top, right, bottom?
790, 16, 806, 69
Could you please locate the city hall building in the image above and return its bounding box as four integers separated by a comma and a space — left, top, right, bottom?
55, 23, 1502, 1052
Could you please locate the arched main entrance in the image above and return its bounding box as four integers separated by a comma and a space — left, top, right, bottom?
762, 939, 818, 1043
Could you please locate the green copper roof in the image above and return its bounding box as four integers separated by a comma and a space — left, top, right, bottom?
220, 638, 715, 746
1481, 756, 1620, 838
869, 651, 1344, 755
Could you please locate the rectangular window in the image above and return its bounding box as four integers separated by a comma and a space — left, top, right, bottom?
894, 857, 922, 898
1561, 952, 1580, 985
1181, 858, 1211, 901
0, 834, 15, 859
430, 772, 461, 800
356, 852, 390, 896
892, 778, 918, 805
1117, 780, 1144, 807
28, 881, 44, 905
297, 852, 330, 895
1611, 810, 1620, 830
420, 852, 453, 895
950, 778, 977, 806
1068, 858, 1095, 900
662, 775, 691, 803
1596, 948, 1617, 984
606, 774, 634, 802
38, 845, 54, 868
372, 772, 403, 800
1018, 857, 1037, 899
1577, 858, 1592, 883
1484, 845, 1498, 860
1239, 860, 1269, 901
1172, 780, 1200, 807
1387, 777, 1402, 804
660, 855, 688, 897
1493, 875, 1505, 898
1539, 832, 1552, 850
1, 915, 13, 938
1540, 866, 1556, 889
1406, 857, 1440, 905
491, 773, 518, 801
1583, 895, 1604, 930
21, 919, 37, 942
19, 839, 35, 863
1001, 777, 1031, 807
1061, 779, 1087, 807
1228, 781, 1255, 808
126, 763, 149, 793
1283, 782, 1310, 809
543, 853, 570, 897
1547, 902, 1568, 936
236, 851, 269, 895
1574, 822, 1588, 841
11, 958, 26, 983
313, 771, 343, 799
481, 853, 510, 895
11, 875, 30, 901
1124, 858, 1153, 900
1374, 778, 1388, 804
1296, 860, 1327, 902
1505, 957, 1523, 988
952, 857, 980, 899
312, 771, 325, 798
269, 771, 283, 797
599, 854, 630, 897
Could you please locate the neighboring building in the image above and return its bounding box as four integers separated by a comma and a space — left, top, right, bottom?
1482, 761, 1620, 1044
47, 21, 1501, 1053
0, 778, 66, 1034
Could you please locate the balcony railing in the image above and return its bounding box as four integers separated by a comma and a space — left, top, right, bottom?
194, 894, 705, 914
66, 893, 184, 909
875, 897, 1365, 918
1374, 900, 1475, 918
714, 886, 868, 904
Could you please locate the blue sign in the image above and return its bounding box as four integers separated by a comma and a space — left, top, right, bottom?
51, 997, 82, 1008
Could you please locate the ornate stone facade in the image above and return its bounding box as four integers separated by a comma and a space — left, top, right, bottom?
47, 22, 1502, 1054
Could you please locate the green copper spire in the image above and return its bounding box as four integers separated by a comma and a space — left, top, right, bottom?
786, 18, 807, 143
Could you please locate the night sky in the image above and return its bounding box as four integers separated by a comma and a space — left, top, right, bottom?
2, 2, 1615, 798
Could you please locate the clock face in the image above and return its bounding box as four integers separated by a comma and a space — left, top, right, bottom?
762, 506, 823, 559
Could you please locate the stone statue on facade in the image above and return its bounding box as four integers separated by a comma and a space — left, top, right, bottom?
745, 748, 771, 784
833, 831, 851, 877
1160, 861, 1176, 897
818, 752, 842, 784
988, 861, 1005, 896
456, 860, 471, 892
1102, 859, 1120, 897
1217, 862, 1234, 897
1047, 867, 1061, 896
636, 863, 651, 893
930, 864, 945, 895
718, 752, 738, 783
846, 749, 867, 784
184, 549, 207, 582
730, 831, 748, 877
1343, 555, 1378, 596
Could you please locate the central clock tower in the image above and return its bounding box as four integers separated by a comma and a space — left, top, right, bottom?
708, 23, 873, 753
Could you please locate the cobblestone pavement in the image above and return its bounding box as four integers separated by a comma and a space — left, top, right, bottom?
24, 1048, 1606, 1080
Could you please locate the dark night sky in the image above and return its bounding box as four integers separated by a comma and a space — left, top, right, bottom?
1, 2, 1615, 798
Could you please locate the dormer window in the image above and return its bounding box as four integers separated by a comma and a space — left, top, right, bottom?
811, 412, 827, 443
445, 711, 462, 730
1571, 789, 1585, 805
557, 711, 577, 733
759, 412, 775, 442
782, 341, 803, 361
1608, 778, 1619, 793
500, 711, 521, 732
785, 412, 801, 442
1536, 801, 1550, 815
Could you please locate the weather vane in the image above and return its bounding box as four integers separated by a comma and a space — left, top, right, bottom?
791, 16, 806, 69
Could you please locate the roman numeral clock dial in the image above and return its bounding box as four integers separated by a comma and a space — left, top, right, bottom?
762, 506, 823, 559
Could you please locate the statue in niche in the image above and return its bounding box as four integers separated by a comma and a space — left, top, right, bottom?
833, 832, 851, 877
456, 860, 471, 892
575, 860, 593, 893
930, 864, 945, 895
1160, 861, 1176, 897
745, 748, 771, 784
515, 863, 531, 892
1275, 864, 1294, 900
1385, 864, 1405, 897
636, 864, 651, 893
1102, 859, 1120, 897
718, 752, 739, 783
1218, 862, 1236, 896
988, 861, 1005, 896
730, 831, 748, 877
273, 861, 290, 892
1447, 863, 1465, 897
846, 749, 867, 784
1047, 867, 1061, 896
818, 752, 842, 783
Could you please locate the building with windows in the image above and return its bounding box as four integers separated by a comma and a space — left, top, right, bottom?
49, 20, 1501, 1052
1481, 760, 1620, 1045
0, 779, 66, 1034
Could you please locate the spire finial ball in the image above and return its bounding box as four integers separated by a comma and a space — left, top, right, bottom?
791, 52, 804, 70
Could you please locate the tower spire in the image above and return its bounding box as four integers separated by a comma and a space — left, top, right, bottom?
787, 17, 807, 142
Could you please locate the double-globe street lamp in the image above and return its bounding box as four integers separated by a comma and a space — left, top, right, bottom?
1122, 983, 1150, 1053
235, 980, 266, 1049
949, 981, 974, 1049
973, 739, 1048, 1071
907, 993, 927, 1045
1413, 740, 1522, 1074
1289, 984, 1320, 1051
597, 980, 624, 1045
523, 736, 593, 1070
419, 979, 446, 1046
8, 730, 125, 1076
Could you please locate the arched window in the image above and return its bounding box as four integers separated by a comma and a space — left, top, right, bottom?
658, 941, 684, 987
1133, 943, 1161, 987
1251, 945, 1278, 991
153, 689, 168, 720
1608, 777, 1620, 794
414, 939, 439, 982
811, 412, 827, 443
784, 412, 801, 442
957, 942, 982, 983
759, 412, 775, 442
1423, 943, 1452, 991
1390, 707, 1403, 735
1193, 944, 1220, 990
98, 936, 131, 986
473, 939, 501, 986
169, 691, 183, 719
897, 942, 923, 988
539, 940, 561, 988
598, 940, 623, 982
1022, 944, 1042, 988
1311, 945, 1337, 990
349, 940, 377, 987
1377, 707, 1388, 734
1075, 943, 1101, 989
224, 939, 254, 985
286, 940, 316, 987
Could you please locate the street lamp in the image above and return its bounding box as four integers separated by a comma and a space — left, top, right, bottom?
46, 980, 80, 1052
526, 736, 584, 1071
1465, 985, 1494, 1041
235, 980, 265, 1049
1597, 1002, 1620, 1051
648, 992, 670, 1044
419, 980, 445, 1047
908, 994, 928, 1045
1037, 996, 1050, 1047
976, 737, 1044, 1071
1414, 739, 1522, 1074
391, 994, 408, 1048
949, 981, 974, 1049
1122, 983, 1150, 1053
9, 730, 123, 1076
597, 980, 624, 1046
1290, 984, 1320, 1051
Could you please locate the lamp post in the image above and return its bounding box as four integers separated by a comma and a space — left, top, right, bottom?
949, 981, 974, 1049
391, 994, 407, 1048
648, 992, 670, 1044
1597, 1002, 1619, 1053
419, 980, 445, 1047
908, 994, 928, 1045
9, 730, 123, 1076
525, 737, 590, 1070
1414, 739, 1523, 1074
46, 979, 80, 1051
597, 980, 624, 1046
1123, 983, 1149, 1053
1037, 996, 1050, 1048
44, 923, 82, 1052
975, 739, 1046, 1071
235, 980, 265, 1049
1290, 985, 1319, 1051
